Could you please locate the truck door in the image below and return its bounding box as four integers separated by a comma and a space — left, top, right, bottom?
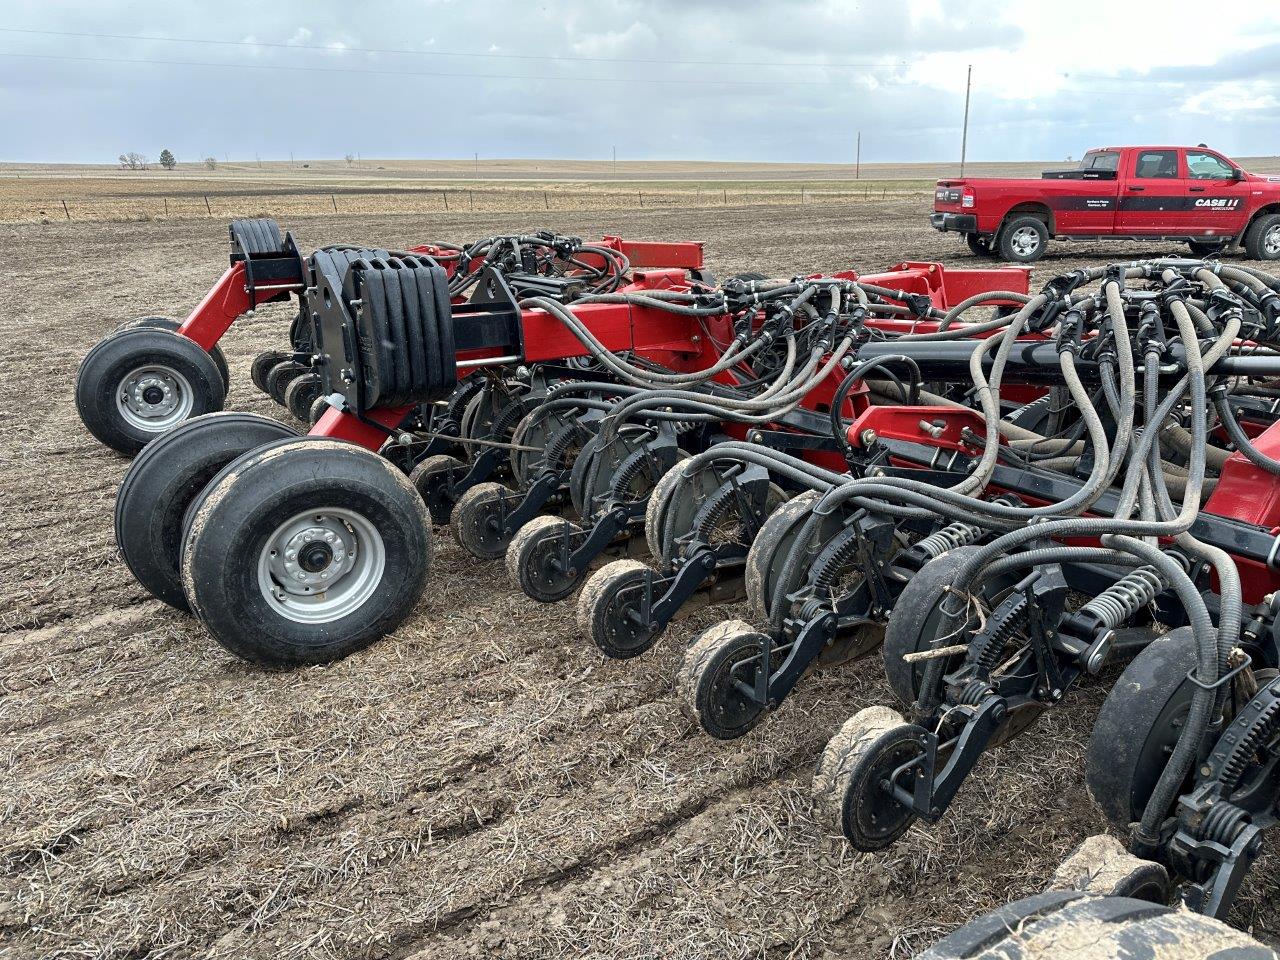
1184, 149, 1252, 237
1117, 149, 1189, 235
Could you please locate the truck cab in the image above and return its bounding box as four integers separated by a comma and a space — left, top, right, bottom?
932, 145, 1280, 263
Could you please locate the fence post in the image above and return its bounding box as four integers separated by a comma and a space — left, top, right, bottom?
331, 194, 338, 213
442, 191, 449, 211
639, 191, 643, 207
722, 188, 727, 204
469, 190, 474, 211
204, 195, 212, 216
61, 199, 71, 221
544, 191, 549, 210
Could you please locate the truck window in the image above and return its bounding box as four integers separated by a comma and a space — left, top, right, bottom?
1079, 151, 1119, 172
1134, 150, 1179, 179
1186, 150, 1235, 180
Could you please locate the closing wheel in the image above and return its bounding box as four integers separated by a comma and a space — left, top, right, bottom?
115, 412, 299, 612
813, 706, 925, 851
506, 514, 586, 603
409, 454, 467, 525
180, 438, 431, 667
1086, 626, 1199, 828
284, 373, 323, 422
266, 361, 309, 405
678, 620, 771, 739
116, 316, 230, 392
307, 393, 330, 425
1049, 835, 1172, 904
450, 481, 517, 560
578, 559, 663, 659
76, 327, 227, 455
251, 350, 294, 394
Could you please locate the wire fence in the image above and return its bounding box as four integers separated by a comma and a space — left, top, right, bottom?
4, 185, 934, 224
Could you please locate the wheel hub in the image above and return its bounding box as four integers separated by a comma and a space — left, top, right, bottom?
1265, 224, 1280, 257
1011, 227, 1040, 257
258, 509, 386, 623
118, 364, 193, 431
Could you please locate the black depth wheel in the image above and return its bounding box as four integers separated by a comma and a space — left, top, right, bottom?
252, 350, 294, 394
409, 454, 467, 525
284, 373, 323, 422
115, 412, 298, 611
76, 327, 227, 455
181, 438, 432, 667
506, 515, 586, 603
450, 482, 516, 560
577, 559, 662, 659
679, 620, 771, 739
813, 706, 925, 851
266, 361, 309, 405
1086, 626, 1199, 828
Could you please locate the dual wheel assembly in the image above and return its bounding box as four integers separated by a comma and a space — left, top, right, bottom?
115, 412, 431, 665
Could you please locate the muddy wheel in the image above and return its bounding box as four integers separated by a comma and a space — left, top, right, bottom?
916, 892, 1269, 960
251, 350, 293, 394
265, 361, 309, 405
578, 559, 663, 659
506, 515, 585, 603
307, 394, 330, 425
1050, 835, 1171, 904
115, 412, 298, 612
117, 316, 230, 392
450, 481, 516, 560
1086, 627, 1199, 828
181, 438, 431, 667
644, 462, 690, 560
409, 454, 467, 525
284, 373, 323, 422
76, 327, 227, 455
813, 706, 924, 850
742, 491, 829, 629
679, 620, 771, 739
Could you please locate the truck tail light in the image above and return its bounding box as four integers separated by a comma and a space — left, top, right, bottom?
961, 188, 975, 209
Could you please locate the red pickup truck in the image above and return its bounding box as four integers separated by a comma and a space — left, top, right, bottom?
932, 145, 1280, 263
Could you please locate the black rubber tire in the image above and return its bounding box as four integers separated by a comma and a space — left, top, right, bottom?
409, 454, 467, 525
265, 361, 309, 406
965, 234, 992, 257
450, 481, 516, 560
996, 215, 1049, 263
251, 350, 294, 394
115, 412, 298, 611
743, 491, 821, 626
116, 316, 231, 393
289, 309, 314, 352
577, 559, 663, 659
307, 394, 330, 425
1244, 212, 1280, 261
917, 892, 1271, 959
678, 620, 771, 739
76, 327, 227, 456
180, 437, 432, 667
505, 515, 586, 603
284, 373, 323, 423
1188, 239, 1227, 257
813, 706, 924, 851
1086, 626, 1199, 828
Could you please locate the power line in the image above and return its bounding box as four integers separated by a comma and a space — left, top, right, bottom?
0, 26, 911, 71
0, 50, 921, 88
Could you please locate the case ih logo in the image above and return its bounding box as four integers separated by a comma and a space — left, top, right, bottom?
1193, 197, 1241, 209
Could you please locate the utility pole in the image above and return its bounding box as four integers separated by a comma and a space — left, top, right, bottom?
290, 151, 295, 167
855, 131, 861, 180
474, 152, 479, 176
612, 144, 617, 176
960, 64, 972, 178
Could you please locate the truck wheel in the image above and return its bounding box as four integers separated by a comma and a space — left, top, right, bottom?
964, 234, 992, 257
996, 216, 1048, 263
1244, 212, 1280, 261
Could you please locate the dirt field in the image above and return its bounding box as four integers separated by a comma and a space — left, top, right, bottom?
2, 200, 1278, 959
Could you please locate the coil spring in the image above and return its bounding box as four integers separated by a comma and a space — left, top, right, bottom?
916, 521, 984, 561
974, 592, 1029, 675
1219, 695, 1280, 794
1199, 799, 1250, 845
1080, 566, 1163, 629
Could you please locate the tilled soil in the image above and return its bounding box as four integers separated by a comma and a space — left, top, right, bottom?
2, 202, 1278, 959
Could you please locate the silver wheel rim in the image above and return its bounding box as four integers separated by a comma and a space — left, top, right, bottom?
1265, 224, 1280, 257
116, 364, 193, 432
257, 507, 386, 624
1010, 226, 1041, 258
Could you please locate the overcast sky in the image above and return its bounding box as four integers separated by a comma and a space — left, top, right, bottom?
3, 0, 1280, 165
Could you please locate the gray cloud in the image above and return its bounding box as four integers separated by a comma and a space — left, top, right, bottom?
0, 1, 1276, 164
